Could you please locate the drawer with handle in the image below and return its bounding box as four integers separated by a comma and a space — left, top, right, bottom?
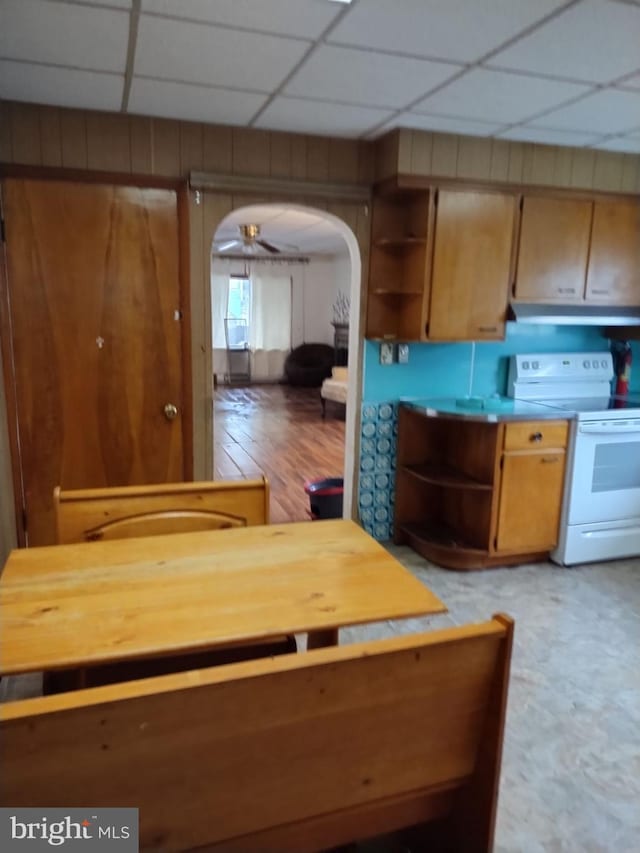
503, 420, 569, 451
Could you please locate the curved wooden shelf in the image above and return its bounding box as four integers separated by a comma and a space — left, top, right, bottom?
403, 463, 493, 491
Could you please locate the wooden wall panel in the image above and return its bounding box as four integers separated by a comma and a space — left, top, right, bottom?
86, 112, 131, 173
180, 121, 204, 175
269, 133, 292, 179
9, 103, 41, 165
202, 124, 232, 174
38, 107, 63, 168
457, 137, 492, 180
60, 110, 88, 169
129, 115, 153, 174
289, 134, 307, 180
306, 136, 330, 182
0, 101, 12, 162
151, 118, 181, 178
410, 131, 433, 177
329, 139, 359, 184
385, 129, 639, 195
232, 128, 270, 177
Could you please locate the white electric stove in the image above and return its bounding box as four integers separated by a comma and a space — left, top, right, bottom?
508, 352, 640, 566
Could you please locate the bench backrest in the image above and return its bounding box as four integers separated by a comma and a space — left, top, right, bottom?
0, 614, 513, 853
54, 477, 270, 543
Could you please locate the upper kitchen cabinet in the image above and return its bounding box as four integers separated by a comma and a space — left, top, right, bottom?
427, 189, 516, 341
585, 200, 640, 305
366, 190, 431, 341
514, 196, 592, 303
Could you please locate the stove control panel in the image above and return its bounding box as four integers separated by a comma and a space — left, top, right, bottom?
507, 352, 614, 400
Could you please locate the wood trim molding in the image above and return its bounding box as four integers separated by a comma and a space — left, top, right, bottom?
189, 171, 371, 202
0, 163, 186, 191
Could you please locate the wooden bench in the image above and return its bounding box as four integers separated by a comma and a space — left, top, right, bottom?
53, 477, 270, 543
0, 614, 513, 852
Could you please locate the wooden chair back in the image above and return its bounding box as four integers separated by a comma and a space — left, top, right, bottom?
54, 478, 270, 544
1, 614, 514, 853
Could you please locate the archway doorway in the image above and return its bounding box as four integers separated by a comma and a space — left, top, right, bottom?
209, 203, 361, 523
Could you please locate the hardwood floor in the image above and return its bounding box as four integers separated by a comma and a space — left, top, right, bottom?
214, 384, 345, 524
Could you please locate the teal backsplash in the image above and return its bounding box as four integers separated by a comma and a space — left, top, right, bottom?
363, 324, 639, 402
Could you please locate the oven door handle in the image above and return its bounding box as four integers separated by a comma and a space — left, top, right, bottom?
579, 422, 640, 435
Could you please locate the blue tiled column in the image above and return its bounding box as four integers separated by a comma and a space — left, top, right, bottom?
358, 401, 398, 541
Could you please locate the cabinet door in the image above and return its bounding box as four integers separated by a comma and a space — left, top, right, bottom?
428, 190, 515, 340
515, 196, 592, 302
585, 200, 640, 305
496, 451, 566, 553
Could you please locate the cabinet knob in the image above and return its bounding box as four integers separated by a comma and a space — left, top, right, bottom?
477, 325, 498, 333
530, 432, 543, 442
541, 456, 559, 463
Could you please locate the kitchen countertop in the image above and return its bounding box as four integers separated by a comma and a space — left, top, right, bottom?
400, 396, 576, 423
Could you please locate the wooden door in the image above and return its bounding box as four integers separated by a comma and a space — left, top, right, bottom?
427, 190, 515, 341
1, 178, 187, 546
514, 196, 592, 302
585, 200, 640, 305
496, 451, 565, 553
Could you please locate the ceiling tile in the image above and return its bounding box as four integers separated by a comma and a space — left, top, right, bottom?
284, 44, 458, 109
413, 68, 589, 124
63, 0, 132, 7
497, 126, 603, 146
375, 112, 506, 138
142, 0, 340, 39
487, 0, 640, 83
531, 88, 640, 134
328, 0, 569, 63
617, 71, 640, 91
254, 96, 393, 138
0, 60, 123, 110
0, 0, 129, 72
128, 78, 265, 124
592, 135, 640, 153
135, 15, 309, 90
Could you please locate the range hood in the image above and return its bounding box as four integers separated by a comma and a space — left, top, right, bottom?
509, 302, 640, 326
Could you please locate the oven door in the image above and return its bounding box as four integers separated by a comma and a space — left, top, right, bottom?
568, 419, 640, 525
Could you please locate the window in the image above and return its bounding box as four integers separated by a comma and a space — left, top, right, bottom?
225, 277, 250, 349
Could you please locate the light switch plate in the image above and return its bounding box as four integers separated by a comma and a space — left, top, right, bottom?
397, 343, 409, 364
379, 342, 395, 365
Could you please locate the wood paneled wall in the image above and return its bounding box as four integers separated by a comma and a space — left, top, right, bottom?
0, 100, 370, 520
0, 101, 374, 185
376, 129, 640, 195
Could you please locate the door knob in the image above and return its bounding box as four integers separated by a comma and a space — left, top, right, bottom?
164, 403, 178, 421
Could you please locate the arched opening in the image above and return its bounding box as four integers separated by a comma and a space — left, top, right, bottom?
209, 203, 362, 522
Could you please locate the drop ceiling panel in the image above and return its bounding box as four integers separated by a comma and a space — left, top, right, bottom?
254, 97, 393, 138
66, 0, 132, 7
376, 112, 506, 138
284, 44, 458, 109
129, 79, 266, 124
0, 60, 123, 110
533, 88, 640, 134
414, 68, 590, 124
135, 14, 310, 90
142, 0, 340, 38
619, 72, 640, 91
328, 0, 569, 63
498, 126, 603, 146
0, 0, 129, 72
487, 0, 640, 83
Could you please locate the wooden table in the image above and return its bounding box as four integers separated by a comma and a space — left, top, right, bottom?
0, 520, 446, 676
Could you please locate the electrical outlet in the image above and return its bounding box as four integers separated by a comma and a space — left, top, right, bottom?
379, 342, 395, 365
397, 343, 409, 364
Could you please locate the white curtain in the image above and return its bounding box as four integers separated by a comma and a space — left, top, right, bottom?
249, 271, 292, 382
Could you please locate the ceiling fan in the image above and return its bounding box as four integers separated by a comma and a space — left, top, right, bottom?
214, 223, 288, 255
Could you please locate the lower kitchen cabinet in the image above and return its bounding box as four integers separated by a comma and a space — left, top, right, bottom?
393, 406, 569, 570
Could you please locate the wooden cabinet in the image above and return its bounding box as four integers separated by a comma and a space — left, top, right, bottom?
428, 190, 516, 341
394, 407, 569, 569
585, 200, 640, 305
514, 196, 592, 302
495, 421, 568, 553
515, 195, 640, 307
366, 190, 431, 340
